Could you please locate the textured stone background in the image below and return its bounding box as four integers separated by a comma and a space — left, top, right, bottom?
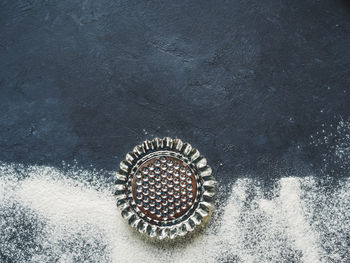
1, 0, 350, 185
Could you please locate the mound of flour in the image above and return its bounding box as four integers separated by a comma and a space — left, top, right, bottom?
0, 162, 349, 263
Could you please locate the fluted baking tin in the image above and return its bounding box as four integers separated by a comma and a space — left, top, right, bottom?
115, 137, 215, 240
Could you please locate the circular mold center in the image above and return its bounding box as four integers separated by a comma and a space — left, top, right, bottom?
132, 155, 197, 221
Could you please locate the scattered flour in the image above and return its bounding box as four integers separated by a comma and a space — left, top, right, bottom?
311, 118, 350, 176
0, 163, 349, 263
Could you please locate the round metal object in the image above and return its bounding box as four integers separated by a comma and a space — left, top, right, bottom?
115, 137, 215, 240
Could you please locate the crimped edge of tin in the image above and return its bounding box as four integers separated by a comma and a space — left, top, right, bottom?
115, 137, 216, 240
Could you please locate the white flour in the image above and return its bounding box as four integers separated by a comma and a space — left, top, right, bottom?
0, 163, 349, 263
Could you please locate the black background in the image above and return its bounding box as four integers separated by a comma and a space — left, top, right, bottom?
1, 0, 350, 186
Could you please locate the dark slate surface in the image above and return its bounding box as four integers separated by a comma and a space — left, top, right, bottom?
1, 0, 350, 184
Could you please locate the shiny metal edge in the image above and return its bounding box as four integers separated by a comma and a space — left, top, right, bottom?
115, 137, 216, 240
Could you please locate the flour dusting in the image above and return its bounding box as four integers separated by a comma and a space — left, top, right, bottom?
0, 162, 349, 263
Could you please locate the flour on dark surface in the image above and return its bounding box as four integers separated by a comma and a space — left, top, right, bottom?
0, 0, 349, 262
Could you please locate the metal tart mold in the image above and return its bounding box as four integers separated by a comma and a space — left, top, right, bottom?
115, 137, 215, 240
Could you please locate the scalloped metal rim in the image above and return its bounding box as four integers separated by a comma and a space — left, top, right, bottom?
115, 137, 215, 240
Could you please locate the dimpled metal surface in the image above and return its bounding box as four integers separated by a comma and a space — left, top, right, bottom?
132, 156, 197, 221
115, 137, 215, 240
